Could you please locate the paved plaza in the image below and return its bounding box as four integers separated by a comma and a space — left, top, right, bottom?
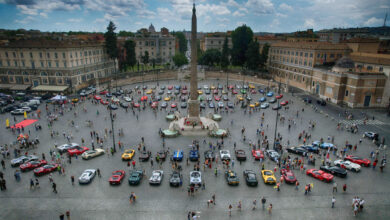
0, 78, 390, 220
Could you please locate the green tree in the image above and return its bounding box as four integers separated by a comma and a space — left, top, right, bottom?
124, 40, 136, 68
220, 36, 230, 70
172, 53, 188, 67
245, 39, 260, 71
231, 25, 253, 67
141, 51, 149, 64
118, 31, 134, 37
104, 21, 118, 60
199, 49, 221, 66
259, 43, 270, 69
173, 32, 187, 54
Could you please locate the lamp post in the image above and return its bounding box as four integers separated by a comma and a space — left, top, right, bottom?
108, 80, 116, 153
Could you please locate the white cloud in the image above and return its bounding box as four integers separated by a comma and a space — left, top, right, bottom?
279, 3, 293, 11
245, 0, 274, 14
137, 9, 156, 19
39, 12, 48, 18
217, 18, 229, 22
304, 18, 315, 28
236, 21, 246, 26
197, 4, 230, 16
225, 0, 240, 8
233, 11, 245, 17
363, 17, 382, 26
68, 18, 83, 23
276, 13, 287, 18
15, 16, 35, 24
204, 15, 211, 24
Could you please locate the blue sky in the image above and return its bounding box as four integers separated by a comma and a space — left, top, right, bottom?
0, 0, 388, 33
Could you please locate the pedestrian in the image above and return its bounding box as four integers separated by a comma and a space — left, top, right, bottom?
97, 169, 101, 178
66, 211, 70, 220
343, 184, 347, 192
35, 178, 39, 188
71, 176, 74, 185
354, 203, 359, 216
228, 204, 232, 216
52, 182, 57, 193
359, 198, 365, 212
30, 178, 35, 190
237, 200, 242, 211
212, 194, 216, 205
59, 213, 65, 220
333, 182, 337, 193
332, 196, 336, 208
252, 200, 257, 210
261, 196, 266, 209
295, 180, 299, 190
1, 160, 5, 169
268, 204, 272, 214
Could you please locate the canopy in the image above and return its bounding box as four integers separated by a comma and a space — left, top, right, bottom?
51, 95, 67, 101
10, 119, 38, 129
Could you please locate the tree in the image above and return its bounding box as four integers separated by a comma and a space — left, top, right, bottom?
118, 31, 134, 37
173, 32, 187, 54
104, 21, 118, 60
124, 40, 136, 68
259, 43, 270, 69
172, 53, 188, 67
231, 25, 253, 67
199, 49, 221, 66
141, 51, 149, 65
220, 36, 230, 70
245, 39, 261, 71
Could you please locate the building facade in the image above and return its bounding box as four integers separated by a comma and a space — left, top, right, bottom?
0, 39, 115, 91
133, 34, 176, 65
268, 41, 389, 108
317, 28, 370, 43
200, 33, 232, 52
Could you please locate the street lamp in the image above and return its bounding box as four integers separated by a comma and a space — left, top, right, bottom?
108, 80, 116, 153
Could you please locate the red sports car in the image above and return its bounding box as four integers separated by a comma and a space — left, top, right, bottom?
99, 90, 108, 95
168, 85, 173, 90
228, 85, 234, 90
68, 146, 89, 156
276, 94, 283, 99
281, 100, 289, 106
34, 164, 59, 176
280, 169, 297, 184
345, 155, 371, 167
94, 95, 102, 100
109, 170, 125, 185
232, 89, 238, 94
171, 103, 177, 108
151, 102, 158, 109
100, 99, 109, 105
306, 169, 333, 182
181, 90, 188, 95
214, 96, 221, 101
133, 103, 140, 108
250, 89, 257, 94
141, 96, 148, 102
251, 149, 264, 160
20, 160, 47, 172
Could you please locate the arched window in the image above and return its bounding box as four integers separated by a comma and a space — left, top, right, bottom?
55, 72, 62, 76
22, 71, 29, 75
40, 72, 48, 76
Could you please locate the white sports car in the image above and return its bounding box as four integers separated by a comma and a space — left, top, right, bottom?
123, 97, 132, 102
149, 170, 163, 185
334, 160, 360, 172
78, 169, 96, 184
190, 171, 202, 185
220, 150, 231, 161
82, 148, 105, 160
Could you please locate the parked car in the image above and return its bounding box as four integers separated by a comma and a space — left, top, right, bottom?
149, 170, 163, 185
235, 149, 247, 161
225, 170, 239, 185
78, 169, 96, 184
169, 171, 182, 187
243, 170, 258, 186
220, 150, 231, 161
190, 171, 202, 186
128, 170, 143, 185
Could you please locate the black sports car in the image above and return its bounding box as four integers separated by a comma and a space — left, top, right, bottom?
235, 149, 247, 161
204, 150, 215, 161
320, 165, 347, 178
169, 171, 182, 187
243, 170, 258, 186
139, 151, 150, 161
287, 147, 308, 156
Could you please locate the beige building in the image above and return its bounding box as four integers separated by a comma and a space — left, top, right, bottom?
0, 39, 115, 92
200, 32, 232, 52
268, 41, 389, 108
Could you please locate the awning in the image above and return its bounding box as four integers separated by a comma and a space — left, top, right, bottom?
0, 84, 13, 89
10, 84, 31, 91
31, 85, 68, 92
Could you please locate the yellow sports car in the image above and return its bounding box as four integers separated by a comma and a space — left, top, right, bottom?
249, 84, 255, 89
236, 95, 244, 101
164, 96, 171, 101
146, 89, 153, 94
249, 103, 255, 108
261, 170, 276, 184
210, 85, 216, 90
121, 149, 135, 160
255, 102, 260, 107
222, 90, 228, 94
71, 98, 79, 103
197, 90, 203, 95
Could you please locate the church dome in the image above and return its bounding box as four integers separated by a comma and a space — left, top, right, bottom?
334, 56, 355, 69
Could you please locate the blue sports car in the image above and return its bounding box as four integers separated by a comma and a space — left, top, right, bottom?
172, 150, 184, 161
209, 102, 215, 108
189, 149, 199, 161
312, 141, 336, 150
259, 97, 266, 102
258, 89, 265, 94
266, 92, 274, 97
301, 145, 319, 153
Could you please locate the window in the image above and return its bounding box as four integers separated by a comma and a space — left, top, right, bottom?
56, 62, 59, 67
24, 77, 29, 83
304, 61, 307, 66
41, 61, 44, 67
22, 71, 28, 75
48, 61, 51, 67
0, 60, 2, 67
310, 53, 313, 58
84, 51, 87, 56
31, 61, 35, 69
47, 53, 50, 58
55, 72, 62, 76
5, 52, 8, 58
367, 66, 373, 70
345, 90, 349, 97
80, 52, 82, 57
300, 52, 303, 56
89, 51, 91, 56
7, 60, 10, 66
317, 54, 320, 58
330, 54, 334, 58
139, 41, 142, 46
63, 61, 67, 68
22, 60, 25, 67
305, 53, 308, 57
337, 54, 342, 58
14, 61, 18, 66
20, 52, 24, 58
13, 52, 16, 58
62, 52, 65, 58
54, 53, 58, 59
42, 78, 48, 84
30, 52, 33, 58
40, 72, 48, 76
39, 52, 42, 58
58, 78, 62, 84
379, 67, 383, 72
288, 51, 290, 55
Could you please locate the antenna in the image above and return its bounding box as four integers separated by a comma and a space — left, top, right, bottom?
384, 12, 388, 27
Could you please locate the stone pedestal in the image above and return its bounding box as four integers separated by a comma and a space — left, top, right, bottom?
187, 99, 200, 122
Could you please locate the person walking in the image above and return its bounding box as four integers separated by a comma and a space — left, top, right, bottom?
97, 169, 101, 178
343, 184, 347, 192
1, 160, 5, 169
332, 197, 336, 208
71, 176, 74, 185
295, 180, 299, 190
261, 196, 266, 209
237, 200, 242, 211
30, 178, 35, 190
52, 182, 57, 193
332, 182, 337, 193
228, 204, 232, 216
268, 204, 272, 214
35, 178, 39, 188
252, 200, 257, 210
212, 194, 216, 205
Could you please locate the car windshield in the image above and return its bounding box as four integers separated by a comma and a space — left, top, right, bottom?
264, 171, 272, 175
248, 174, 255, 179
256, 152, 261, 156
113, 172, 122, 176
191, 172, 200, 178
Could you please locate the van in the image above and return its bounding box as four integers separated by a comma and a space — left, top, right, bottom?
28, 99, 40, 106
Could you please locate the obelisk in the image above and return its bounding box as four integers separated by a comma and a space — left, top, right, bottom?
187, 3, 200, 123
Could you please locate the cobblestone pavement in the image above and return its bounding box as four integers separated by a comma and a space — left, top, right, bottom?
0, 79, 389, 220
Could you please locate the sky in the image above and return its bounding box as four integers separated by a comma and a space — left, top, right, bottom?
0, 0, 388, 33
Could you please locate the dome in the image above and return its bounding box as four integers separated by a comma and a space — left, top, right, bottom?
334, 56, 355, 69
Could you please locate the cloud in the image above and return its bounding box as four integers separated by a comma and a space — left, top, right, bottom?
137, 9, 156, 19
236, 21, 246, 26
39, 12, 48, 18
233, 11, 245, 17
225, 0, 239, 8
197, 4, 230, 16
276, 13, 287, 18
217, 18, 229, 23
68, 18, 83, 22
15, 15, 35, 24
304, 18, 315, 28
204, 15, 211, 24
363, 17, 382, 26
279, 3, 293, 11
245, 0, 274, 14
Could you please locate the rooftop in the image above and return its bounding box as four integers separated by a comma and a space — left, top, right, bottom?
270, 42, 350, 50
0, 39, 103, 48
350, 52, 390, 65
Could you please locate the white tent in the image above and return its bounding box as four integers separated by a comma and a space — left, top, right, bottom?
51, 95, 67, 101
